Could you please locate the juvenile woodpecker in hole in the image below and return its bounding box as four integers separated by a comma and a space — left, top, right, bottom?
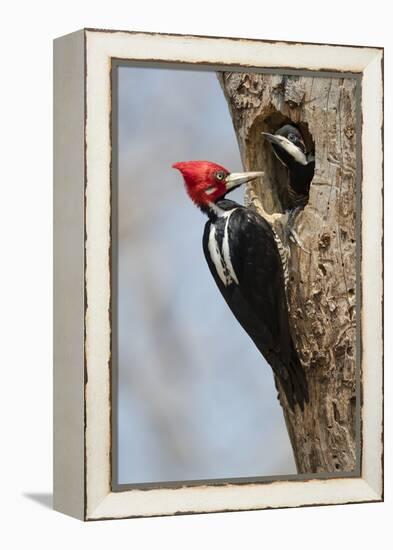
173, 160, 309, 411
262, 124, 315, 208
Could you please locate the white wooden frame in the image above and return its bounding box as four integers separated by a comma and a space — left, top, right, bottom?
53, 28, 383, 521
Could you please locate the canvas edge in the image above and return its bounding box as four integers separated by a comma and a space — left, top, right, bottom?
53, 28, 383, 521
53, 29, 86, 520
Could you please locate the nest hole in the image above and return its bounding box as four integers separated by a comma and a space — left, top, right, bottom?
247, 111, 315, 213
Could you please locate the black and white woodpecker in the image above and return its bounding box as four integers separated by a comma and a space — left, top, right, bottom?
262, 124, 315, 208
173, 160, 309, 410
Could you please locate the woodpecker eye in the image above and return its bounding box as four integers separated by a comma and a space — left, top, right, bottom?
287, 132, 306, 152
215, 171, 226, 181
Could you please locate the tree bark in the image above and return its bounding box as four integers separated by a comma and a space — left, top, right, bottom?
218, 72, 357, 474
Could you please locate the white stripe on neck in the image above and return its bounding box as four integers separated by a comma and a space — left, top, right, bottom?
222, 210, 239, 284
207, 208, 239, 287
208, 202, 226, 217
208, 225, 227, 285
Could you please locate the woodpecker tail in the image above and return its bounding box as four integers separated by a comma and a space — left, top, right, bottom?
275, 343, 309, 412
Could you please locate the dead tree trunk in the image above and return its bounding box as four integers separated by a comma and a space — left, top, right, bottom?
218, 72, 357, 474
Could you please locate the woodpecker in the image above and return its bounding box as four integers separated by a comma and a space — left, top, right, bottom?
173, 160, 309, 410
262, 124, 315, 208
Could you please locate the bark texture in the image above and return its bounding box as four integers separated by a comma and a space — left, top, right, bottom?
218, 72, 357, 474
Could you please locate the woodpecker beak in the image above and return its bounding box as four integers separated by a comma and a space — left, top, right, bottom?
225, 171, 263, 191
262, 132, 308, 166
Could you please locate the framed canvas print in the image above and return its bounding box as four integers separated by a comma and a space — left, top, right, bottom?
53, 28, 383, 520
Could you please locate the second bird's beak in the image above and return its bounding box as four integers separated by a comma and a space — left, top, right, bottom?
261, 132, 281, 145
225, 171, 263, 192
261, 132, 308, 166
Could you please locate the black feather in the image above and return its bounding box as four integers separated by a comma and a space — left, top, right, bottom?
203, 201, 309, 410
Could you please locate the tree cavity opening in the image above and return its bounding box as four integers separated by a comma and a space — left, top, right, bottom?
247, 111, 315, 213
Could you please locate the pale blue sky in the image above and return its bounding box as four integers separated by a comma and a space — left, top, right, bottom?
116, 65, 295, 484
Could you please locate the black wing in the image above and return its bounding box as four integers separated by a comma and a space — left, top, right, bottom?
202, 207, 308, 410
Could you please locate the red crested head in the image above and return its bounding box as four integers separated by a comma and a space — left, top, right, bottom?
172, 161, 230, 206
172, 160, 263, 208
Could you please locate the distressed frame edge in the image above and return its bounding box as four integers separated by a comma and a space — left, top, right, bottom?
359, 50, 384, 500
75, 29, 382, 520
82, 26, 384, 55
86, 478, 381, 521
